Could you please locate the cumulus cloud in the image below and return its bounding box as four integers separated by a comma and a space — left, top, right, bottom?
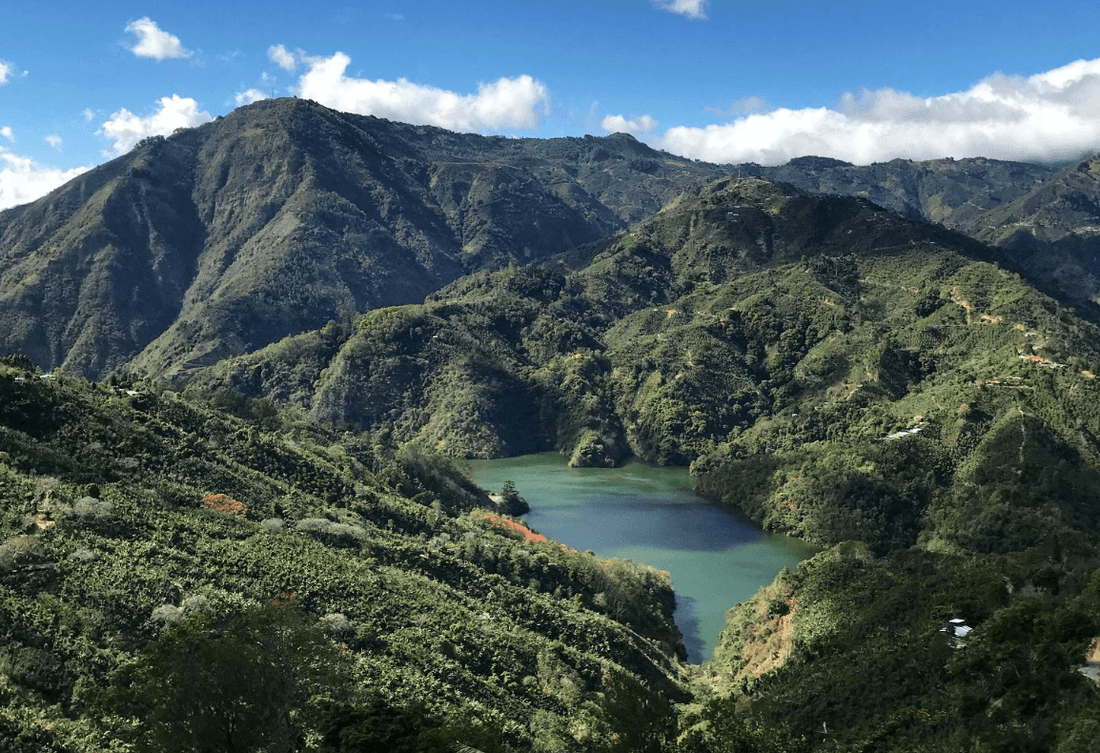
45, 135, 63, 149
705, 96, 770, 118
654, 57, 1100, 165
1, 126, 13, 143
602, 113, 659, 136
0, 149, 90, 211
99, 94, 212, 154
0, 60, 12, 85
235, 88, 268, 106
296, 52, 550, 132
268, 44, 297, 72
653, 0, 709, 20
125, 17, 193, 60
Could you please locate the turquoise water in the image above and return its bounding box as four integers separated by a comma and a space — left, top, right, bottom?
466, 453, 813, 664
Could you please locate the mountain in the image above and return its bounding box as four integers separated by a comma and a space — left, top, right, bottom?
190, 175, 1100, 548
4, 103, 1100, 750
749, 153, 1100, 304
751, 155, 1056, 229
4, 99, 1099, 385
0, 98, 726, 382
972, 155, 1100, 303
185, 173, 1100, 750
0, 358, 686, 751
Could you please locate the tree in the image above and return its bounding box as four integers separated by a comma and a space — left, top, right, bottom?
101, 604, 348, 752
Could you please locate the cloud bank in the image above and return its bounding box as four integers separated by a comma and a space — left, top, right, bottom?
647, 57, 1100, 165
602, 114, 659, 136
125, 18, 193, 60
0, 149, 89, 211
653, 0, 709, 20
295, 52, 550, 132
100, 95, 212, 154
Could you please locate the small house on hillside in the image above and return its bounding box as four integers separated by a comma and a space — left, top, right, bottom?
940, 618, 973, 648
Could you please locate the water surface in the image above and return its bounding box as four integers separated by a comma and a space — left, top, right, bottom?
467, 453, 812, 663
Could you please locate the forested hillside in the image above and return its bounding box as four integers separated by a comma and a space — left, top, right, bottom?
3, 101, 1100, 750
0, 358, 687, 751
3, 98, 1098, 384
752, 154, 1100, 305
0, 98, 725, 383
185, 175, 1100, 750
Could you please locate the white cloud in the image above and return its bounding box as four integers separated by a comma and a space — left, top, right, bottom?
125, 17, 193, 60
268, 44, 297, 72
705, 96, 769, 118
45, 135, 63, 149
0, 60, 11, 85
0, 149, 90, 211
82, 108, 96, 121
1, 126, 13, 143
655, 57, 1100, 165
296, 52, 550, 132
602, 114, 658, 136
235, 88, 268, 106
99, 95, 212, 154
653, 0, 709, 20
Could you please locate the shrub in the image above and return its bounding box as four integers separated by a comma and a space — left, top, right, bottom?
260, 517, 286, 533
202, 493, 247, 517
150, 604, 185, 628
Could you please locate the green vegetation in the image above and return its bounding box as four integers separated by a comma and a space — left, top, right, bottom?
185, 175, 1100, 750
0, 359, 687, 751
5, 164, 1100, 750
689, 543, 1100, 752
0, 98, 729, 383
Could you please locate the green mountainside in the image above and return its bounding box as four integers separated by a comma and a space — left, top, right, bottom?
0, 359, 686, 751
186, 176, 1100, 749
3, 104, 1100, 750
3, 98, 1098, 386
753, 154, 1100, 304
752, 155, 1056, 230
0, 99, 725, 382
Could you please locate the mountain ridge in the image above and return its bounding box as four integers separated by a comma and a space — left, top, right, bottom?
5, 99, 1100, 383
0, 98, 727, 381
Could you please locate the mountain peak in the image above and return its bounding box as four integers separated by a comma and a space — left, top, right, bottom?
0, 105, 727, 380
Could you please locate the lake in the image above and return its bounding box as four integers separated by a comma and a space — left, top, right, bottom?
466, 452, 813, 664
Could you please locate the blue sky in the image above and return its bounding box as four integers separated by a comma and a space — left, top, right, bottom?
2, 1, 1099, 209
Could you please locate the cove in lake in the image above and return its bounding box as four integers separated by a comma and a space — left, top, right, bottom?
466, 453, 814, 664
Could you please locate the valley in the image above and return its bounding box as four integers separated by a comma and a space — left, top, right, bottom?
2, 100, 1100, 751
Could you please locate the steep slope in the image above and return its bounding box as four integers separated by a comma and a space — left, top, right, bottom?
690, 542, 1100, 752
754, 155, 1054, 229
0, 98, 725, 382
973, 155, 1100, 303
186, 175, 1100, 751
191, 176, 1100, 554
0, 359, 686, 751
753, 153, 1100, 304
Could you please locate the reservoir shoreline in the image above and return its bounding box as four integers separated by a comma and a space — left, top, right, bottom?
467, 452, 812, 664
